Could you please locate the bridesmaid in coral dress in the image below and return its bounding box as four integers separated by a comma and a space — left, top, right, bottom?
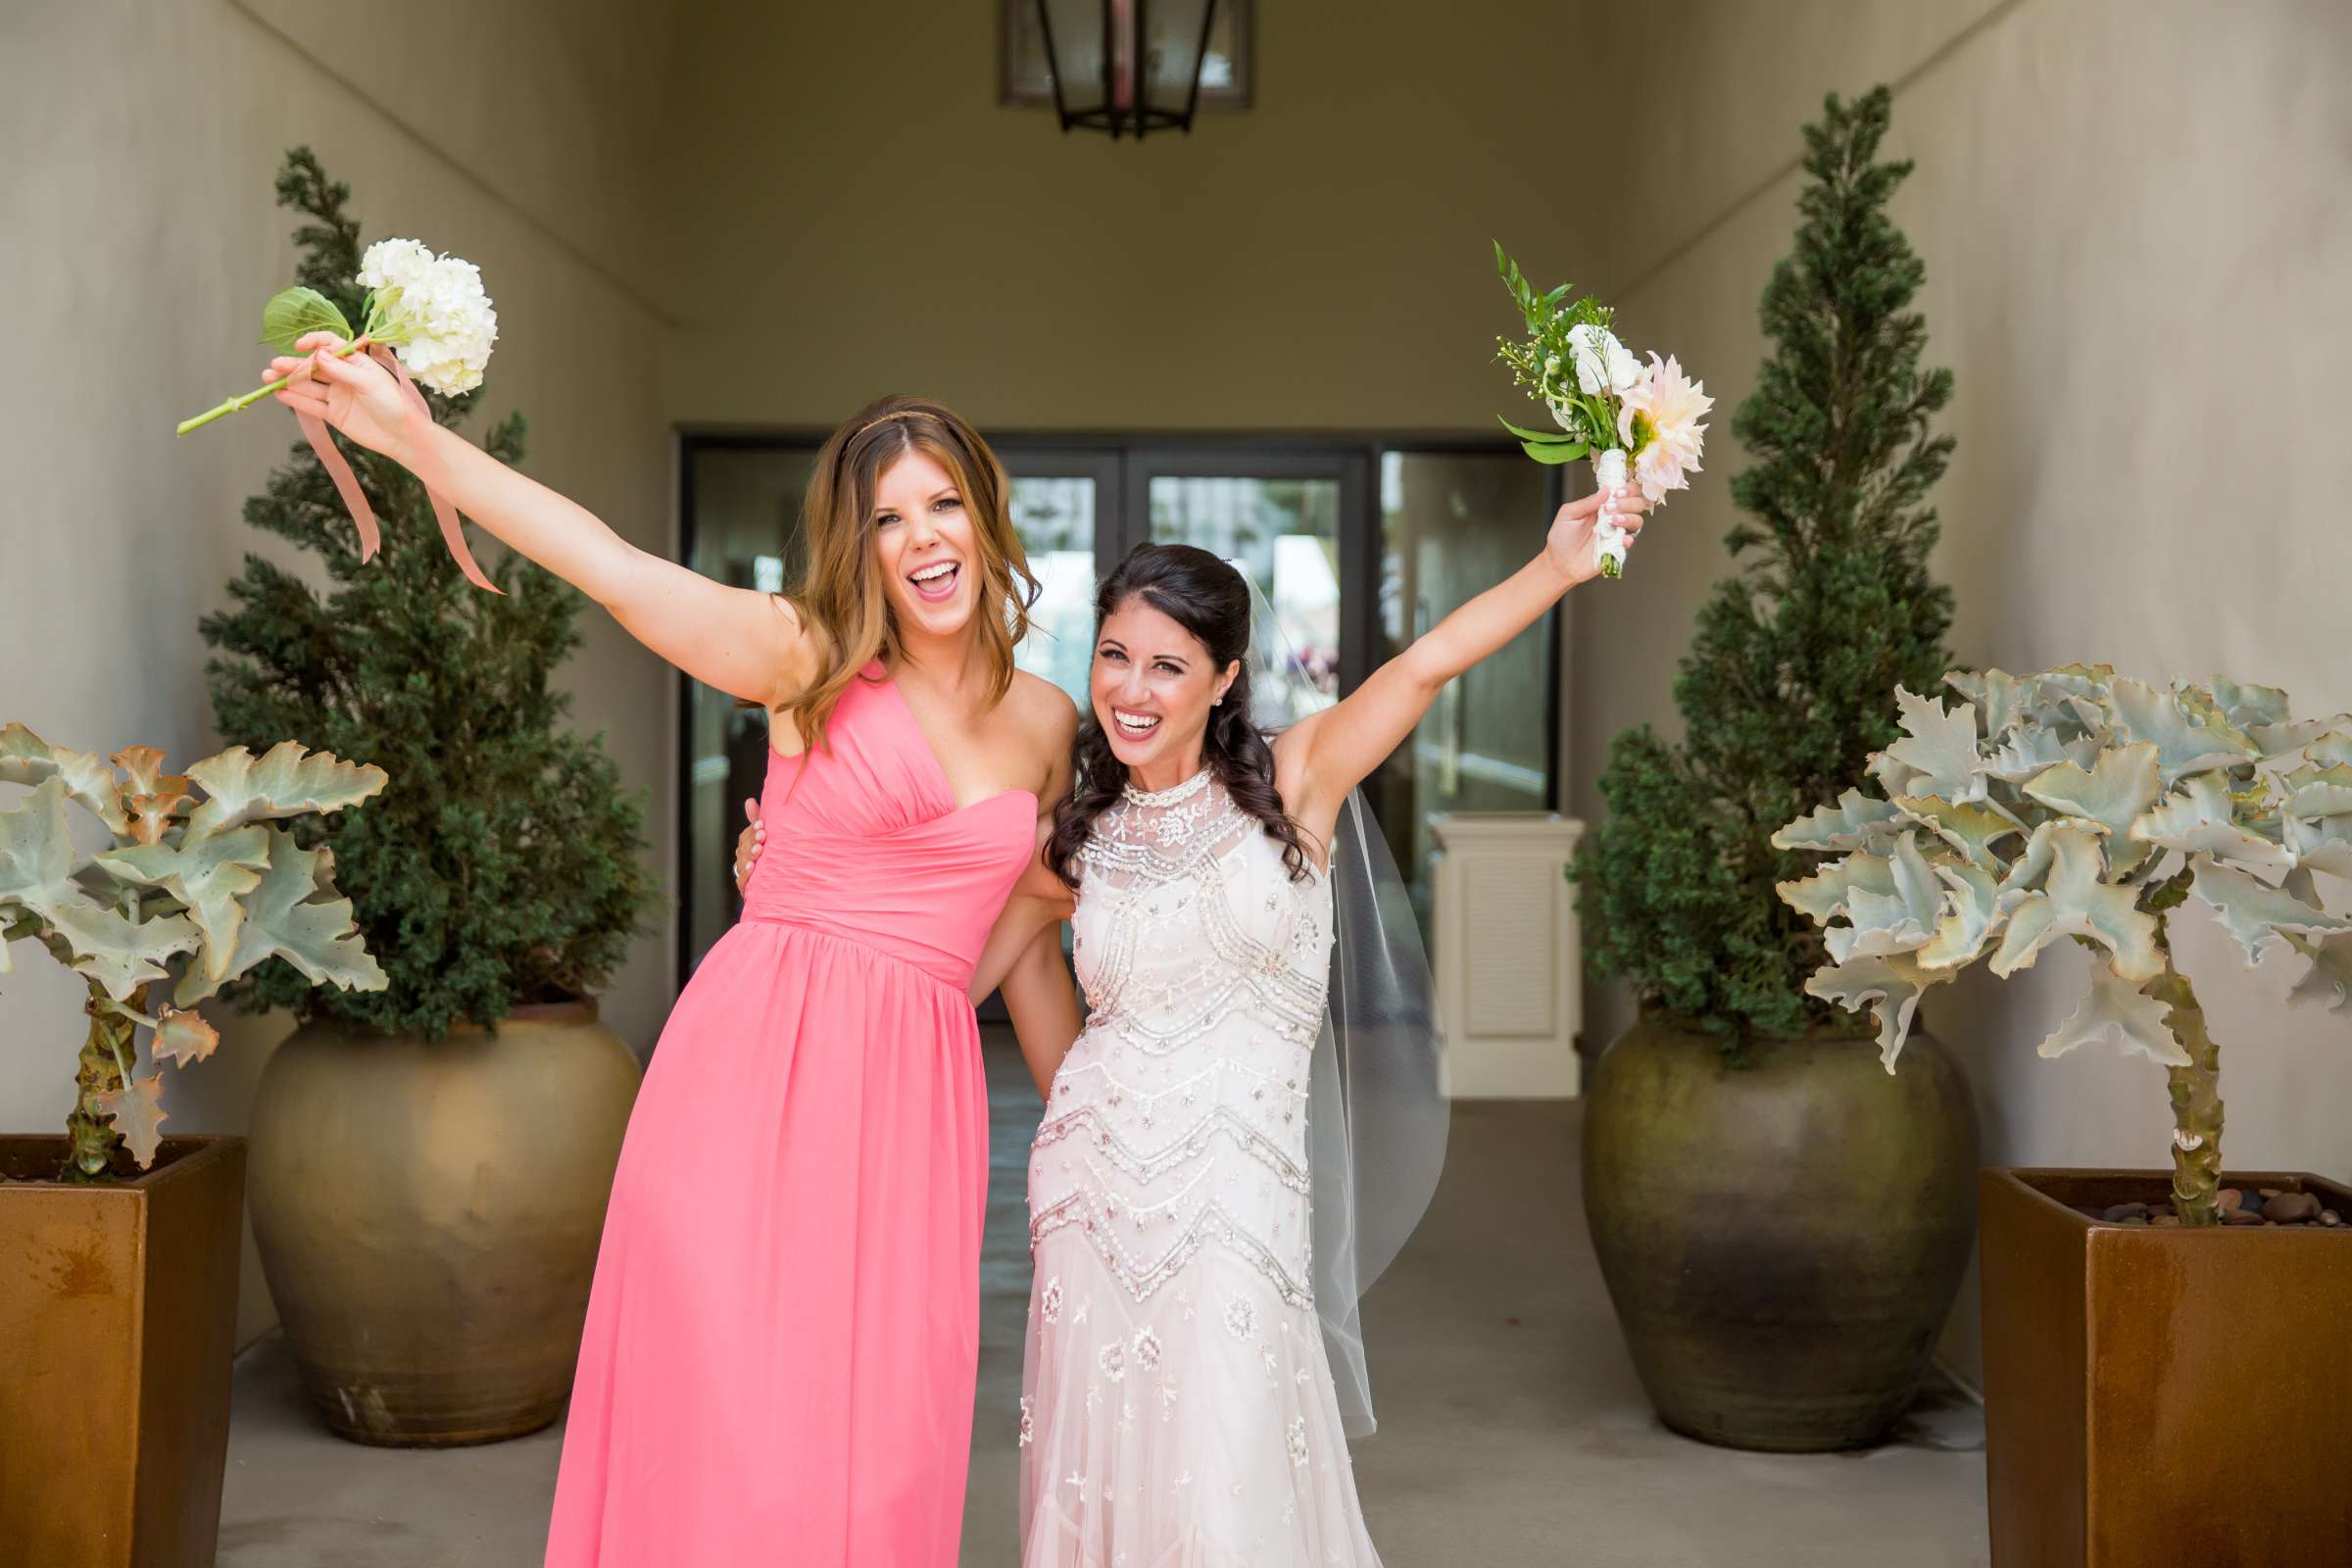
268, 344, 1080, 1565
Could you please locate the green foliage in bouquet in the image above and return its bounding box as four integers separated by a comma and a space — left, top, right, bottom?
1773, 668, 2352, 1225
1492, 250, 1617, 467
0, 726, 384, 1176
1573, 87, 1955, 1056
202, 149, 651, 1039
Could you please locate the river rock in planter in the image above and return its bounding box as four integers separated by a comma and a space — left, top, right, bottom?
2266, 1192, 2322, 1224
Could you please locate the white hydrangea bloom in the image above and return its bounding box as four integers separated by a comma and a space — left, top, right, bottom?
356, 238, 434, 297
370, 248, 498, 397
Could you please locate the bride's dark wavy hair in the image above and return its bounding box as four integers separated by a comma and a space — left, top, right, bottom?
1049, 544, 1314, 890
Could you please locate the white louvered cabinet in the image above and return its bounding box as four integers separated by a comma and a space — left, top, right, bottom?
1428, 813, 1586, 1099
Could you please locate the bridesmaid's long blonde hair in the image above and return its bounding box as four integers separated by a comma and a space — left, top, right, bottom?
782, 395, 1038, 751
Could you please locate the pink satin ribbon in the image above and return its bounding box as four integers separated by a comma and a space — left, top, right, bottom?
288, 343, 501, 594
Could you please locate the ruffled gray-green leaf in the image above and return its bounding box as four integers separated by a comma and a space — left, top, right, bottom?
2189, 858, 2352, 965
2038, 956, 2187, 1067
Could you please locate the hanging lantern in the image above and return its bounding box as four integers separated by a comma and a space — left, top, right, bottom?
1033, 0, 1223, 139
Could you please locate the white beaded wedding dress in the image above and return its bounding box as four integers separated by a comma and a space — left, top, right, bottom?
1018, 767, 1384, 1567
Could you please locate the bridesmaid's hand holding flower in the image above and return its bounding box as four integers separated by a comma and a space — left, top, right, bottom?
267, 332, 419, 465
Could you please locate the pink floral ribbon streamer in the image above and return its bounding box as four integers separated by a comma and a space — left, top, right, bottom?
286, 345, 501, 595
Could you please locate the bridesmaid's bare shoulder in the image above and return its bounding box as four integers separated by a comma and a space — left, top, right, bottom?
1002, 670, 1080, 799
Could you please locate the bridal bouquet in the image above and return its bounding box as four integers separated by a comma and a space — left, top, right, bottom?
1493, 243, 1711, 577
175, 238, 502, 591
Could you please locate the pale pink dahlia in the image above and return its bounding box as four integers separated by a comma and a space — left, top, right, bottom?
1617, 353, 1712, 503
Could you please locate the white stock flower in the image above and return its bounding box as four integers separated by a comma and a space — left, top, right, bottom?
1567, 324, 1642, 397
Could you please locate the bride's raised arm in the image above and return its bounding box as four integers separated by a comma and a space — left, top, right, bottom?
1275, 485, 1649, 842
270, 332, 817, 709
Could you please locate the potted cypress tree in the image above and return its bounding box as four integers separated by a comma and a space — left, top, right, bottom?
1574, 87, 1978, 1451
202, 150, 653, 1446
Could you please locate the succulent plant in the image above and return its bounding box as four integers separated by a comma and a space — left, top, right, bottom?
1772, 667, 2352, 1226
0, 723, 387, 1178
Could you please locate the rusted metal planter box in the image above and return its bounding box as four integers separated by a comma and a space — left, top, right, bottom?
1980, 1168, 2352, 1568
0, 1135, 246, 1567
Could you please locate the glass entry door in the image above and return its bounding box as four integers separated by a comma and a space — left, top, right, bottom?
1123, 448, 1373, 710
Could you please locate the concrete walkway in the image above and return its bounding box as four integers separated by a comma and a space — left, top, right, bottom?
219, 1037, 1988, 1567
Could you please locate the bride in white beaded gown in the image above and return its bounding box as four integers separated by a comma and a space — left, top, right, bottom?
972, 483, 1646, 1567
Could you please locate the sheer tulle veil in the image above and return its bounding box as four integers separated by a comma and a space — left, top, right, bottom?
1239, 571, 1448, 1439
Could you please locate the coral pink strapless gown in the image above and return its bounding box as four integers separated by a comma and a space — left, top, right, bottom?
544, 665, 1035, 1567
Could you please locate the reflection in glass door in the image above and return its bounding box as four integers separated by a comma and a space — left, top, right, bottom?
1129, 450, 1371, 714
1372, 449, 1559, 929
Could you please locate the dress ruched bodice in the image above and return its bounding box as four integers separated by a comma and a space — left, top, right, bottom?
740, 665, 1036, 994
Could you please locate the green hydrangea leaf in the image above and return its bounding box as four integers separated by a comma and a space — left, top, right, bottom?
258, 285, 355, 353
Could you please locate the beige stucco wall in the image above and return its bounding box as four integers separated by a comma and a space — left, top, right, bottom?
0, 0, 678, 1345
1563, 0, 2352, 1383
662, 0, 1638, 432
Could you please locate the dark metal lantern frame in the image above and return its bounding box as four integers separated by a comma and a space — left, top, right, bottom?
1037, 0, 1222, 139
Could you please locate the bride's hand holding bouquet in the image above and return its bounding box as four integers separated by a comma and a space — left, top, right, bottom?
1546, 479, 1654, 587
1493, 242, 1712, 578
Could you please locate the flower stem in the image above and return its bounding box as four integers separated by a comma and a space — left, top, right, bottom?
175, 335, 372, 437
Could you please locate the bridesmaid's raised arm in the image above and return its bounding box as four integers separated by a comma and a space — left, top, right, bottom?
270, 333, 817, 709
